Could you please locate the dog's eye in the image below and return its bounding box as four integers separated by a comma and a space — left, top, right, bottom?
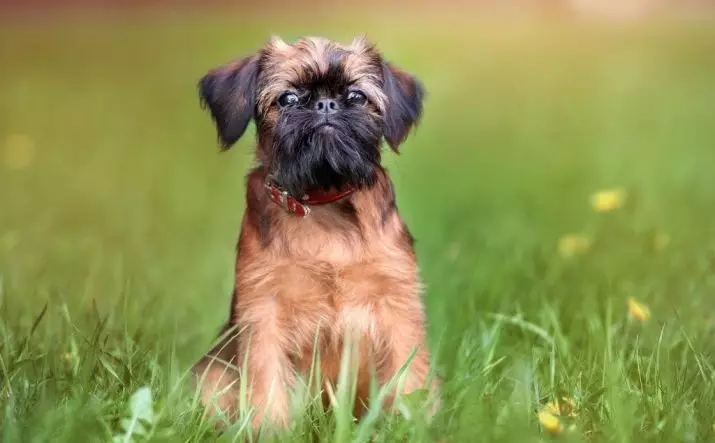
347, 90, 367, 105
277, 92, 299, 108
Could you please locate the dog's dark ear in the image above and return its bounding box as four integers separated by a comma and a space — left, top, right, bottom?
381, 62, 425, 152
199, 54, 260, 150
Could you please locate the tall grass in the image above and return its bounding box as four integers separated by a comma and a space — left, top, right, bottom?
1, 13, 715, 442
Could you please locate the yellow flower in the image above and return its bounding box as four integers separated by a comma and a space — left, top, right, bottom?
628, 297, 651, 322
545, 397, 578, 418
558, 234, 591, 257
590, 188, 627, 212
538, 410, 563, 434
654, 232, 670, 251
544, 401, 559, 415
3, 133, 36, 170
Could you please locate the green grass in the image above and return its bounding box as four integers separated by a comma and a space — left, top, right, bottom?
2, 12, 715, 442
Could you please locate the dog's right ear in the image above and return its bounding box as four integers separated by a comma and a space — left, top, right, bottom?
198, 54, 260, 150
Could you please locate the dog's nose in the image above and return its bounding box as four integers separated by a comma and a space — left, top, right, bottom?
314, 98, 340, 115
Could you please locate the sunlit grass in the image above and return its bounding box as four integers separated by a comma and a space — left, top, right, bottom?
1, 12, 715, 442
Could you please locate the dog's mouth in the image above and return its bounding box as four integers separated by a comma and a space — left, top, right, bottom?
270, 110, 383, 196
314, 117, 340, 130
314, 122, 337, 132
315, 123, 336, 132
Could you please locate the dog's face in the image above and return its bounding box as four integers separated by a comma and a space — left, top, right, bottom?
199, 36, 424, 196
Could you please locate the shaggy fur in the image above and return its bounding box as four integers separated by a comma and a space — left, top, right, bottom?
192, 35, 439, 432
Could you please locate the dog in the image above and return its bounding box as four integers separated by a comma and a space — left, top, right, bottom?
191, 35, 440, 432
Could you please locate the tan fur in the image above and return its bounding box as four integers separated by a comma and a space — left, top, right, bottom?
193, 169, 439, 431
258, 36, 387, 115
192, 36, 439, 433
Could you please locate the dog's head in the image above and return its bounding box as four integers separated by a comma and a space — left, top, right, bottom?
198, 36, 425, 196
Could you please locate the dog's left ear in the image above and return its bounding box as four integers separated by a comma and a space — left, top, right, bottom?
199, 54, 260, 150
381, 62, 425, 152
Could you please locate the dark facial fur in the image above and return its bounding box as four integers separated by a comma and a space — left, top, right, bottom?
198, 36, 425, 196
268, 92, 384, 195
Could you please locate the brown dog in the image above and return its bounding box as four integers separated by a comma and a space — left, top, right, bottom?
191, 35, 439, 432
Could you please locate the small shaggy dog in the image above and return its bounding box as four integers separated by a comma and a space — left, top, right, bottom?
191, 35, 440, 431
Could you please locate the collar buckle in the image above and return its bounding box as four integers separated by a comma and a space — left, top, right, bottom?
264, 176, 311, 217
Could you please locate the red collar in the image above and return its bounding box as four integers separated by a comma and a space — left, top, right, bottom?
264, 177, 356, 217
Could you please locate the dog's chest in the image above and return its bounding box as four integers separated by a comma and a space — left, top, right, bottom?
256, 252, 415, 378
241, 215, 418, 355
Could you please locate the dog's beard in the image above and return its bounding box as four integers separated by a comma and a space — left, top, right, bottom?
270, 108, 383, 196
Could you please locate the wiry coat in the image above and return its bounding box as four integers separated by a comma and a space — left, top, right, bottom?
192, 36, 439, 431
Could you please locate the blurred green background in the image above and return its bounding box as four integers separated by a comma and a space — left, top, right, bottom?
1, 2, 715, 442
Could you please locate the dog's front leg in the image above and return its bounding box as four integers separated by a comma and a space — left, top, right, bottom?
376, 295, 441, 418
192, 322, 241, 425
237, 299, 295, 432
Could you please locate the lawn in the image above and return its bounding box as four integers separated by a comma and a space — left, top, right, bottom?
1, 11, 715, 442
